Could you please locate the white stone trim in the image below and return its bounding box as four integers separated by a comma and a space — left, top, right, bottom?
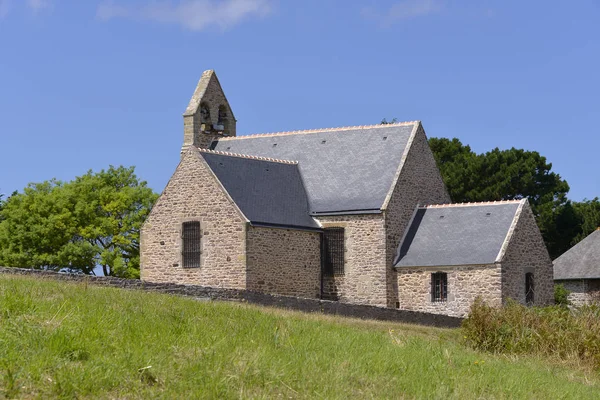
198, 148, 298, 164
423, 200, 523, 208
494, 199, 527, 263
217, 121, 419, 140
381, 121, 421, 211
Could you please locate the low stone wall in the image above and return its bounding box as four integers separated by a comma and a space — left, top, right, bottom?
0, 266, 462, 328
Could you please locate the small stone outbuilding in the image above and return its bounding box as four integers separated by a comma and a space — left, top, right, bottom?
554, 229, 600, 306
394, 201, 554, 316
140, 70, 554, 317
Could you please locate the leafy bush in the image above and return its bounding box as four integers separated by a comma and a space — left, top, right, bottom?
555, 284, 571, 306
462, 297, 600, 368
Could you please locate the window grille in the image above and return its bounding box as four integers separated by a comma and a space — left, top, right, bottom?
322, 228, 345, 276
182, 221, 201, 268
525, 272, 534, 304
431, 272, 448, 302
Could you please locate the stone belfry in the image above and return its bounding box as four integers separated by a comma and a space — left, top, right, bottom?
182, 70, 236, 155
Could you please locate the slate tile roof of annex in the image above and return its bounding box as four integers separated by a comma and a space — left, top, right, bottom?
210, 123, 416, 215
200, 150, 320, 230
554, 229, 600, 280
394, 201, 522, 267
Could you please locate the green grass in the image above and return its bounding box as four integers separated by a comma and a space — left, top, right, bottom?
1, 276, 600, 399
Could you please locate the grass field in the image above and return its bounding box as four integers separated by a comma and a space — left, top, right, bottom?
1, 275, 600, 399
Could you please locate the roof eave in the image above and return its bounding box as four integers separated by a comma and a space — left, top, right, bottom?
249, 221, 323, 232
311, 209, 383, 216
394, 262, 500, 270
555, 276, 600, 281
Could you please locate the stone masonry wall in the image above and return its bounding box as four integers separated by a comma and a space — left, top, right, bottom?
183, 70, 236, 152
557, 279, 600, 306
396, 265, 502, 317
558, 280, 588, 306
500, 202, 554, 306
318, 214, 387, 307
383, 123, 451, 308
141, 148, 247, 288
0, 267, 462, 328
246, 226, 321, 299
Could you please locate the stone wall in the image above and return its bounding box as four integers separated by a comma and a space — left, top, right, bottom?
383, 123, 451, 308
500, 202, 554, 306
558, 280, 588, 306
318, 214, 387, 307
0, 267, 462, 328
557, 279, 600, 306
183, 70, 236, 152
246, 226, 321, 299
396, 265, 502, 317
141, 148, 247, 288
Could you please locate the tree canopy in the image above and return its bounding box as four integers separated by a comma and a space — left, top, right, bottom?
0, 166, 158, 278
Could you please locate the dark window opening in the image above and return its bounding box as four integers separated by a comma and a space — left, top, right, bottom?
525, 272, 534, 304
217, 105, 229, 133
431, 272, 448, 302
182, 221, 201, 268
200, 103, 211, 123
322, 228, 344, 276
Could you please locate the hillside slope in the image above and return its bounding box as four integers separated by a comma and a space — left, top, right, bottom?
1, 275, 599, 399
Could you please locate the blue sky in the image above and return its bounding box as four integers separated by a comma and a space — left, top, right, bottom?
1, 0, 598, 202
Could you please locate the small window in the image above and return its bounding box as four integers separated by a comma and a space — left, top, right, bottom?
200, 103, 211, 123
218, 105, 229, 132
431, 272, 447, 302
322, 228, 344, 276
525, 272, 534, 304
182, 221, 201, 268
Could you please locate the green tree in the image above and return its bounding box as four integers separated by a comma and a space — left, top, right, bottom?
572, 198, 600, 243
0, 166, 158, 277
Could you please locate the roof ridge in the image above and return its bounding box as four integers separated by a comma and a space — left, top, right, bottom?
422, 200, 524, 208
217, 121, 419, 140
197, 148, 298, 165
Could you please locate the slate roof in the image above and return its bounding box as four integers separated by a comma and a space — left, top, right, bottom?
210, 123, 416, 215
200, 151, 320, 230
394, 201, 522, 267
554, 230, 600, 280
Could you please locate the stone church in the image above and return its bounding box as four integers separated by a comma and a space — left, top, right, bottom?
140, 70, 554, 317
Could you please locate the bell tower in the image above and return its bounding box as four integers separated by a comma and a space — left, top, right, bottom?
182, 70, 236, 155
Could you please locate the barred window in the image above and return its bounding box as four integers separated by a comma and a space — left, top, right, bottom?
525, 272, 534, 304
182, 221, 201, 268
431, 272, 447, 302
322, 228, 345, 276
